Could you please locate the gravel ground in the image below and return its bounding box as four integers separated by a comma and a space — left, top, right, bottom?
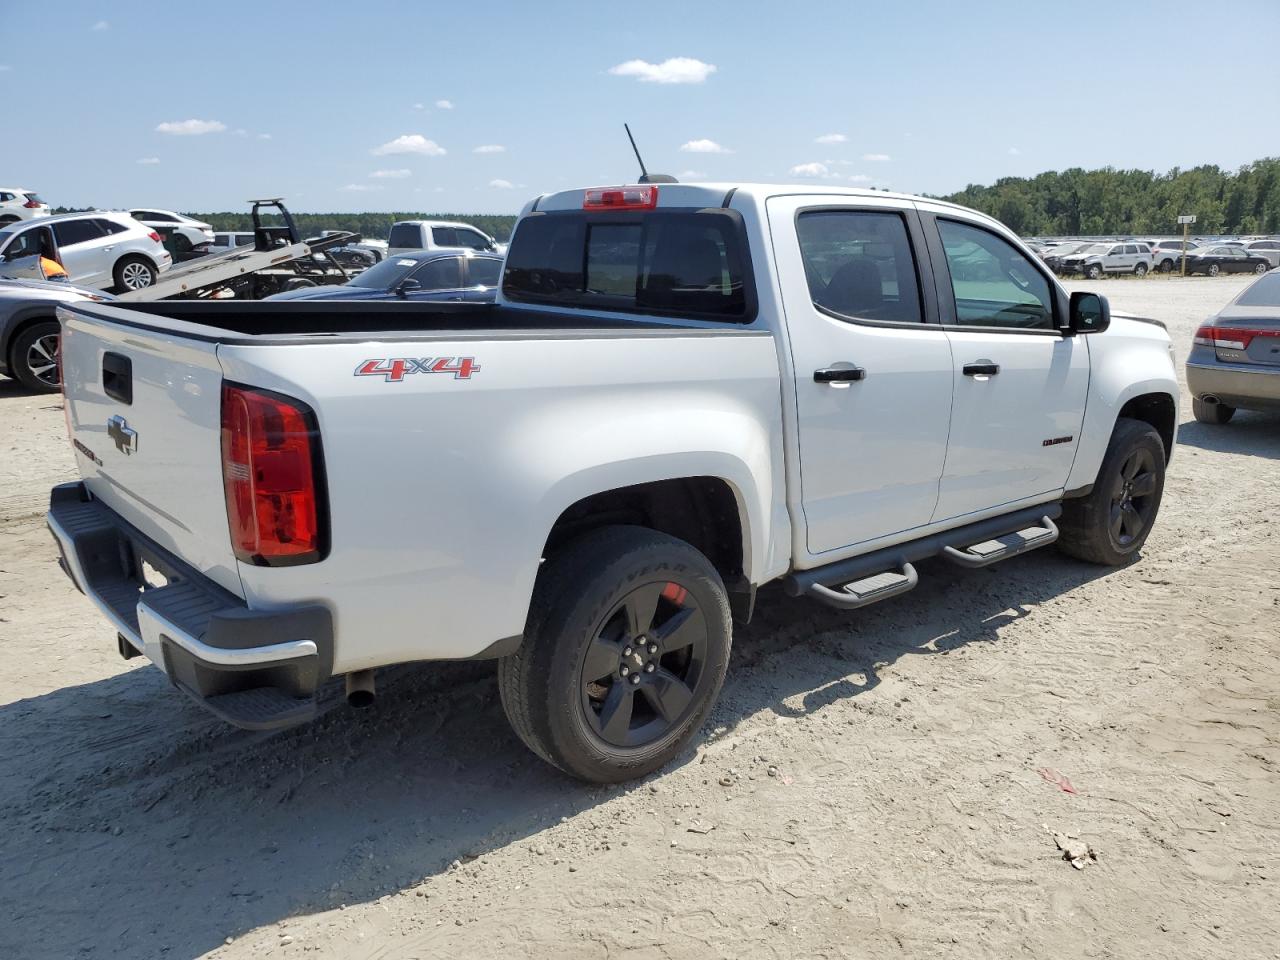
1, 276, 1277, 960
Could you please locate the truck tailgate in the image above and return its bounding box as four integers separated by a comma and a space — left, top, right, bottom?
57, 303, 242, 596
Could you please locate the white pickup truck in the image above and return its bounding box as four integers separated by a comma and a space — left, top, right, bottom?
48, 182, 1178, 783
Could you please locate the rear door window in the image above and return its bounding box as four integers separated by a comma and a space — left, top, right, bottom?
467, 257, 503, 287
431, 227, 458, 246
54, 219, 106, 247
503, 209, 750, 320
795, 209, 923, 324
388, 224, 422, 248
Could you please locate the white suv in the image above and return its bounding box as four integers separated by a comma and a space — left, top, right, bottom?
1060, 242, 1155, 279
0, 211, 172, 291
0, 188, 50, 225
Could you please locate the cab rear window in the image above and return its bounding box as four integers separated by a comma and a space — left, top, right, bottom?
502, 209, 752, 320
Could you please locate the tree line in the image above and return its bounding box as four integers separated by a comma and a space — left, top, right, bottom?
197, 211, 521, 242
940, 158, 1280, 237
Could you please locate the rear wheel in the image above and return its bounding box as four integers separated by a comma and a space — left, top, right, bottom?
1208, 263, 1220, 277
1160, 259, 1174, 273
1058, 418, 1166, 566
1255, 263, 1269, 274
1134, 262, 1148, 277
1192, 396, 1235, 424
498, 526, 732, 783
0, 216, 18, 227
113, 256, 157, 292
9, 320, 61, 393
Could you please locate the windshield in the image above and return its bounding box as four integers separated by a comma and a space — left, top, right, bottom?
1073, 244, 1110, 256
347, 255, 427, 289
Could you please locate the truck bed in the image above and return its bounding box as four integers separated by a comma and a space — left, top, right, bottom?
62, 300, 747, 340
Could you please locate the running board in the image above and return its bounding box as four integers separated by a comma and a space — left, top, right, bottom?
942, 516, 1059, 568
807, 563, 918, 611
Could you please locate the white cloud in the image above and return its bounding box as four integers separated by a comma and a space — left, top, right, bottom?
433, 187, 445, 193
789, 162, 830, 178
91, 20, 109, 31
372, 134, 446, 157
257, 133, 272, 140
1008, 146, 1021, 156
370, 168, 411, 179
156, 118, 226, 136
815, 133, 847, 144
848, 174, 872, 183
489, 179, 514, 189
136, 157, 160, 165
609, 57, 717, 84
340, 183, 382, 192
413, 102, 425, 111
233, 128, 248, 137
863, 152, 891, 162
473, 144, 505, 154
676, 170, 707, 180
680, 139, 730, 154
435, 99, 454, 109
0, 65, 11, 72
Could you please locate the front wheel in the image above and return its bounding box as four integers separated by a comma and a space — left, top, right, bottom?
1134, 262, 1148, 277
498, 526, 732, 783
1255, 263, 1269, 274
1058, 418, 1166, 566
1087, 264, 1104, 280
9, 320, 61, 393
1208, 263, 1220, 277
113, 256, 157, 292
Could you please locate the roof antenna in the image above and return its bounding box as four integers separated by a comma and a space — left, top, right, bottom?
624, 124, 677, 184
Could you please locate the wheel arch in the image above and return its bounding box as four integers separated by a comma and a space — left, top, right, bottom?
2, 305, 60, 377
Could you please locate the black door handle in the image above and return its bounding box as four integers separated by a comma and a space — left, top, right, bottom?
814, 367, 866, 383
962, 361, 1000, 377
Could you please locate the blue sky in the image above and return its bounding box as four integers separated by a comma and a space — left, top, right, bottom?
5, 1, 1278, 214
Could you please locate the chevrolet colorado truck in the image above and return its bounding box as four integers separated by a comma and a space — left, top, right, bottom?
47, 182, 1178, 783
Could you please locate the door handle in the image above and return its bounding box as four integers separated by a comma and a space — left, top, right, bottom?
962, 361, 1000, 377
103, 246, 114, 252
814, 366, 866, 383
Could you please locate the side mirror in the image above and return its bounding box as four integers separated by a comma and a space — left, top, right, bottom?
1067, 291, 1110, 335
395, 278, 421, 298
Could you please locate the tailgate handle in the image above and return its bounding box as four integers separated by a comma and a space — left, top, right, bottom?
102, 352, 133, 405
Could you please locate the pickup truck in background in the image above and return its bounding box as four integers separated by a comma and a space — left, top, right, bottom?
48, 181, 1178, 783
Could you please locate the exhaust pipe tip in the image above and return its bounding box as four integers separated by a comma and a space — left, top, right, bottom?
1201, 394, 1221, 405
345, 669, 376, 708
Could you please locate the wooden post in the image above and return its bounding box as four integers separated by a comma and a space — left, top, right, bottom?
1181, 221, 1188, 277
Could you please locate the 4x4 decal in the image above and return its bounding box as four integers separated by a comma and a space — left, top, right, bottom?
355, 357, 480, 382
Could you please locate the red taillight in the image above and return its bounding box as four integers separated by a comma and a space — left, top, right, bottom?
583, 185, 658, 211
23, 200, 42, 209
148, 231, 162, 244
220, 383, 326, 566
1193, 323, 1279, 351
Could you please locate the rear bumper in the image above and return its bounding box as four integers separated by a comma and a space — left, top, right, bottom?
46, 482, 333, 729
1186, 360, 1280, 410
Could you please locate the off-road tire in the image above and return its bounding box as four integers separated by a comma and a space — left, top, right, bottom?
498, 526, 732, 783
1058, 418, 1166, 566
1192, 396, 1235, 424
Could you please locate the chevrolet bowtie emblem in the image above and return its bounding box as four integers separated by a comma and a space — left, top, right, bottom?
107, 415, 137, 455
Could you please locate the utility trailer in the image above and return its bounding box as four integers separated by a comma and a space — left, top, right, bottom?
116, 199, 360, 302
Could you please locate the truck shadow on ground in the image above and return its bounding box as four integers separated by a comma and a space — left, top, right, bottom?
1176, 412, 1280, 461
1, 549, 1112, 959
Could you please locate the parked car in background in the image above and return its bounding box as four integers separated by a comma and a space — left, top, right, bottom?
0, 211, 171, 292
387, 220, 504, 256
266, 250, 503, 301
0, 278, 113, 392
1240, 239, 1280, 269
1042, 241, 1094, 272
0, 188, 50, 225
320, 230, 386, 263
1146, 239, 1199, 272
209, 231, 257, 253
1181, 245, 1271, 277
1059, 242, 1154, 278
129, 209, 215, 256
1187, 270, 1280, 423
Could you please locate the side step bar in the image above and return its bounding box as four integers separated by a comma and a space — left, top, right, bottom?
787, 503, 1063, 612
942, 516, 1058, 568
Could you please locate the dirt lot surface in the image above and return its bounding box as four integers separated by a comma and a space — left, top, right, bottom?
2, 276, 1277, 960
